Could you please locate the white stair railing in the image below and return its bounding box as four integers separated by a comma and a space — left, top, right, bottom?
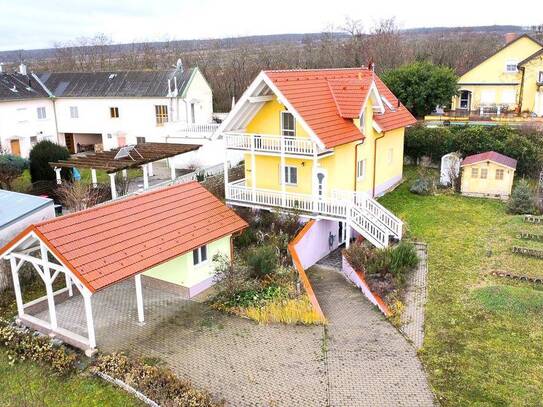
349, 205, 389, 248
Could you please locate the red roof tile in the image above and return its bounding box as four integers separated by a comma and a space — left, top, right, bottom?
264, 68, 416, 148
461, 151, 518, 169
2, 182, 247, 292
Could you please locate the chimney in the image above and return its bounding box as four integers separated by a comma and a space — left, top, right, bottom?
505, 33, 518, 44
19, 63, 27, 75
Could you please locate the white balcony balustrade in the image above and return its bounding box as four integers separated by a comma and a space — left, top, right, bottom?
224, 132, 328, 156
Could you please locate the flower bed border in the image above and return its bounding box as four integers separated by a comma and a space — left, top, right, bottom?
95, 371, 159, 407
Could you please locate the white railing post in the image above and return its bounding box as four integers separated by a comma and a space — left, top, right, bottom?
281, 137, 286, 207
9, 257, 24, 318
91, 168, 98, 188
251, 135, 256, 203
83, 292, 96, 349
346, 205, 352, 248
135, 274, 144, 323
224, 147, 229, 199
54, 167, 62, 185
142, 165, 149, 190
312, 145, 318, 212
109, 173, 117, 199
40, 242, 57, 331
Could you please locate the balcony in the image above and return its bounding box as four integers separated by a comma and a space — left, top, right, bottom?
224, 132, 331, 157
163, 121, 220, 140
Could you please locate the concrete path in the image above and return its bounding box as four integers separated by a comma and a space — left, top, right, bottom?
308, 266, 435, 407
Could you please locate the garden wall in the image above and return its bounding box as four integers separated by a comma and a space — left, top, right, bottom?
294, 218, 342, 269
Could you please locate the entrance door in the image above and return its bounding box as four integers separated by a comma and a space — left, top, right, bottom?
459, 90, 471, 111
338, 222, 346, 244
10, 139, 21, 156
64, 133, 75, 154
316, 170, 326, 199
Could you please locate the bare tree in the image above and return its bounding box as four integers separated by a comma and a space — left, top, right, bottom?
56, 182, 109, 211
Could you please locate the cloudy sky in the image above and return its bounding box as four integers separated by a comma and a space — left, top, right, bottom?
1, 0, 541, 51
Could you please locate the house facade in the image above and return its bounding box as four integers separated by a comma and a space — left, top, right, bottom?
220, 68, 416, 249
450, 34, 543, 117
0, 62, 218, 162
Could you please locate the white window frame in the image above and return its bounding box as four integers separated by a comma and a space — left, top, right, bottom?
471, 167, 479, 178
16, 108, 28, 123
505, 60, 518, 73
539, 71, 543, 83
480, 168, 488, 179
36, 106, 47, 120
110, 107, 119, 118
357, 159, 366, 179
459, 90, 471, 109
281, 111, 296, 137
496, 169, 504, 180
69, 106, 79, 119
282, 165, 298, 185
192, 245, 208, 266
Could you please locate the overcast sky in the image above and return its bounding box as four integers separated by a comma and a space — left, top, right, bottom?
1, 0, 541, 51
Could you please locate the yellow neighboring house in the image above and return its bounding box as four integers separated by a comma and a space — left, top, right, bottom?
451, 34, 543, 117
460, 151, 517, 199
218, 68, 416, 248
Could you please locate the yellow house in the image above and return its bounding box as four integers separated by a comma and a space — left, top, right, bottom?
218, 68, 416, 248
451, 34, 543, 117
460, 151, 517, 199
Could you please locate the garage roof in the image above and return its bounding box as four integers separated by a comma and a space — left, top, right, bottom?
0, 182, 248, 292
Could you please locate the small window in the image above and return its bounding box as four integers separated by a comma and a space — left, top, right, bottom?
30, 136, 38, 146
539, 71, 543, 83
496, 169, 504, 180
283, 165, 297, 185
505, 61, 518, 73
357, 159, 366, 179
281, 111, 295, 137
110, 107, 119, 118
16, 108, 28, 123
459, 90, 471, 109
136, 137, 146, 144
471, 168, 479, 178
37, 106, 47, 120
70, 106, 79, 119
155, 105, 168, 126
480, 168, 488, 179
192, 245, 207, 265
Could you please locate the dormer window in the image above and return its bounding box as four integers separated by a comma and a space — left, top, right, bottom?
360, 110, 366, 130
281, 111, 295, 137
505, 61, 518, 73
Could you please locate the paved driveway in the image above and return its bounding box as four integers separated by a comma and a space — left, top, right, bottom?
38, 267, 434, 406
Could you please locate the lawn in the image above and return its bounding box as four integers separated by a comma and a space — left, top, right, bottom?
380, 167, 543, 406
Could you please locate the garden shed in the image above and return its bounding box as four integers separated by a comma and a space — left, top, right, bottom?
0, 182, 247, 354
460, 151, 517, 199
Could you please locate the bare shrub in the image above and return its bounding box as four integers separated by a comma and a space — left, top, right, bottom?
56, 182, 109, 211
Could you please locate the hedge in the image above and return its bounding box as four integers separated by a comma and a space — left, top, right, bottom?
405, 124, 543, 177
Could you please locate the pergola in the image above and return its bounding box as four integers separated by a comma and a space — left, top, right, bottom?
49, 142, 201, 198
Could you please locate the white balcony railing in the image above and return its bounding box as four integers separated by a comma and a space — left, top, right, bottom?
164, 121, 219, 139
226, 180, 401, 248
225, 132, 326, 156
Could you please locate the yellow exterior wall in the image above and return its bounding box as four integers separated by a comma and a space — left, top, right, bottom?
451, 36, 543, 113
143, 235, 231, 287
460, 162, 515, 198
243, 92, 405, 197
521, 55, 543, 113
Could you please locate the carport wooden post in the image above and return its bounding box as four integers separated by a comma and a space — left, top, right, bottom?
169, 158, 176, 180
82, 292, 96, 349
142, 164, 149, 189
135, 274, 145, 323
65, 274, 73, 297
109, 173, 117, 199
91, 169, 97, 188
148, 162, 154, 177
122, 169, 128, 179
9, 257, 24, 318
40, 242, 58, 330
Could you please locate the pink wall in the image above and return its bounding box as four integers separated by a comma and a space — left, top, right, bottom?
294, 218, 343, 269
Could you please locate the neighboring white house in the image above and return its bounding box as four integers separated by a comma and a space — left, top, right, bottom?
0, 62, 223, 167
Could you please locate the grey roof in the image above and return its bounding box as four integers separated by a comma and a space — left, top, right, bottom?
0, 72, 50, 101
37, 67, 194, 98
0, 190, 53, 230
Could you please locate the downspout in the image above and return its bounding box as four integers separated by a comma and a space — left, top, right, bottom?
372, 133, 385, 198
518, 66, 526, 114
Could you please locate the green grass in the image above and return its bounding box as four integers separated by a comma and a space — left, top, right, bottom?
0, 353, 141, 407
380, 166, 543, 406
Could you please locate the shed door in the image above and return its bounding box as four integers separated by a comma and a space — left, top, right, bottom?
10, 139, 21, 156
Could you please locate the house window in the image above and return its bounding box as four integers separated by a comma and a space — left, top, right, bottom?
110, 107, 119, 118
155, 105, 168, 126
136, 137, 146, 144
283, 165, 298, 185
539, 71, 543, 83
281, 111, 295, 137
387, 148, 394, 165
481, 90, 496, 104
360, 110, 366, 129
192, 245, 207, 265
505, 61, 518, 73
471, 168, 479, 178
70, 106, 79, 119
480, 168, 488, 179
501, 90, 516, 105
30, 136, 38, 146
459, 91, 471, 109
37, 106, 47, 120
16, 108, 28, 123
357, 159, 366, 179
496, 169, 504, 180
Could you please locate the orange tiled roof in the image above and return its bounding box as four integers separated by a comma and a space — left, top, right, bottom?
265, 68, 416, 148
2, 182, 247, 292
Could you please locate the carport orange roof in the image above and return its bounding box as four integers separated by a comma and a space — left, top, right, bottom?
265, 68, 416, 148
4, 182, 248, 292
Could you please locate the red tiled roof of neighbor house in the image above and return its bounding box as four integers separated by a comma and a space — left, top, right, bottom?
0, 182, 248, 293
461, 151, 518, 169
264, 68, 416, 148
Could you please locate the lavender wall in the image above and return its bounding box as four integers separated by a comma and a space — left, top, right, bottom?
295, 218, 343, 269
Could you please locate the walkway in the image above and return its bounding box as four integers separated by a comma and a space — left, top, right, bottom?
35, 271, 434, 406
308, 266, 435, 406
